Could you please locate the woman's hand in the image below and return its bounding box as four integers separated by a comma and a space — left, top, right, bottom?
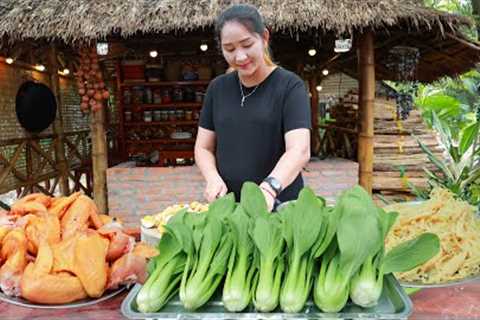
260, 183, 275, 212
204, 175, 228, 203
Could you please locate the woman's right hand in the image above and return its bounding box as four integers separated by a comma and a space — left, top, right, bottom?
204, 175, 228, 202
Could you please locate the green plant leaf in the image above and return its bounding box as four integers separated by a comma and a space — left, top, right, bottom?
383, 233, 440, 274
459, 122, 479, 155
416, 135, 455, 182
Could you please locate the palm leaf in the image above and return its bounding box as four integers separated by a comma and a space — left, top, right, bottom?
415, 135, 454, 182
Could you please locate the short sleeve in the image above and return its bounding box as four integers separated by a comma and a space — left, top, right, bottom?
282, 78, 312, 133
199, 80, 216, 131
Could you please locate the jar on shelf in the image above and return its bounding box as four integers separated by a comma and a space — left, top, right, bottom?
124, 111, 132, 122
169, 110, 176, 121
195, 91, 204, 103
161, 110, 169, 121
176, 110, 184, 120
123, 88, 132, 105
153, 110, 162, 122
143, 110, 153, 122
153, 89, 162, 104
185, 110, 193, 120
162, 89, 172, 104
172, 86, 183, 102
132, 86, 144, 104
144, 87, 153, 104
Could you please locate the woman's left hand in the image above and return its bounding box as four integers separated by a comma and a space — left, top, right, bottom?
260, 183, 275, 212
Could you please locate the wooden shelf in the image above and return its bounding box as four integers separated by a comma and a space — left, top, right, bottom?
123, 102, 202, 109
126, 139, 195, 144
125, 121, 197, 126
121, 80, 210, 87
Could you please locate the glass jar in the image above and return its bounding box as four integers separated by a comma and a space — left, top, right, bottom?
185, 110, 193, 121
132, 86, 144, 104
162, 89, 172, 104
153, 110, 162, 122
144, 87, 153, 104
161, 110, 169, 121
195, 91, 204, 103
173, 86, 183, 102
143, 111, 152, 122
168, 110, 176, 121
153, 89, 162, 104
176, 110, 184, 120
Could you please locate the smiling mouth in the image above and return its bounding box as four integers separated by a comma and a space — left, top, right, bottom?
238, 62, 251, 69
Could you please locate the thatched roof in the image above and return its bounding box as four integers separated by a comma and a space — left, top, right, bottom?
0, 0, 472, 42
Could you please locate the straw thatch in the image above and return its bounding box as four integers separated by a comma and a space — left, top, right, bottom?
0, 0, 472, 43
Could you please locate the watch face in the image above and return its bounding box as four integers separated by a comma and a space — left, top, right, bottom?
270, 179, 281, 190
266, 177, 282, 193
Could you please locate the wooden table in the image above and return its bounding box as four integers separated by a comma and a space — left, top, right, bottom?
1, 281, 479, 319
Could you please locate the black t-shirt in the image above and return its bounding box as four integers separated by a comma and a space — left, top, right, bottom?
199, 66, 311, 202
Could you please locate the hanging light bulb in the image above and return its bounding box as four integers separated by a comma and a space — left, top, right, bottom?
61, 68, 70, 75
308, 48, 317, 57
35, 64, 46, 72
334, 38, 352, 53
5, 57, 14, 64
316, 85, 323, 92
149, 50, 158, 58
96, 42, 109, 56
322, 69, 329, 76
200, 43, 208, 52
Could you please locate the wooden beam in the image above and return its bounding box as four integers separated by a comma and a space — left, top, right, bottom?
0, 142, 26, 186
357, 31, 376, 194
446, 33, 480, 51
48, 46, 70, 195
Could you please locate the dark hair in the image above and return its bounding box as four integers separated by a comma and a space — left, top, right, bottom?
215, 4, 265, 41
215, 4, 275, 66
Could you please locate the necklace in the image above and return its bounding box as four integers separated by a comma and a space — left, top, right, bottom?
238, 77, 259, 107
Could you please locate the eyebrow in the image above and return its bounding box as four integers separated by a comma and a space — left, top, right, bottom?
222, 37, 253, 47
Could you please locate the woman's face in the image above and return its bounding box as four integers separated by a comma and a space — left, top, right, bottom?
220, 21, 267, 78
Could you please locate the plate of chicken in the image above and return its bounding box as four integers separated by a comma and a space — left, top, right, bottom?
0, 192, 158, 308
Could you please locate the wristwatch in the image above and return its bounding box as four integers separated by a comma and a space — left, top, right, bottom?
263, 176, 283, 196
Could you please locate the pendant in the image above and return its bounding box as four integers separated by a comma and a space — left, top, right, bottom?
241, 96, 246, 107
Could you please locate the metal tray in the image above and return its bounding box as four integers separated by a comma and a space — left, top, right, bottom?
400, 272, 480, 288
121, 274, 412, 319
0, 286, 125, 309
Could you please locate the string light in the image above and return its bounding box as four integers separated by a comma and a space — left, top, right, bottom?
308, 48, 317, 57
5, 57, 14, 64
200, 43, 208, 52
35, 64, 46, 72
149, 50, 158, 58
58, 68, 70, 75
316, 85, 323, 92
322, 69, 329, 76
96, 42, 109, 55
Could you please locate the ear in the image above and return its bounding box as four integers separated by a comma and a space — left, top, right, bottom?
262, 28, 270, 46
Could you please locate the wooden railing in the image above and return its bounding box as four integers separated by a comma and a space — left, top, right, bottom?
0, 130, 93, 197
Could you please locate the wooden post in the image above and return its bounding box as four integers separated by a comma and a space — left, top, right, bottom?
47, 47, 70, 195
357, 31, 375, 193
308, 76, 321, 155
90, 101, 109, 214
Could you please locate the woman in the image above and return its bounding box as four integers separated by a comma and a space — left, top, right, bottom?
194, 4, 311, 211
